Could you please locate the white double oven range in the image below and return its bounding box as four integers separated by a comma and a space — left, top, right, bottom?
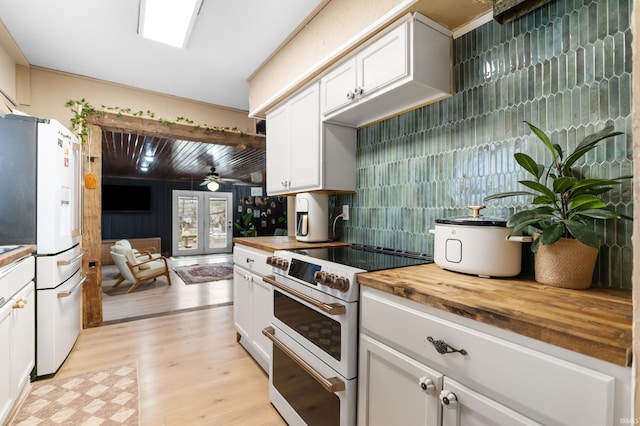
262, 244, 433, 425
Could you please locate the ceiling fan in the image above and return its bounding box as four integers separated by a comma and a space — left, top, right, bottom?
199, 166, 253, 188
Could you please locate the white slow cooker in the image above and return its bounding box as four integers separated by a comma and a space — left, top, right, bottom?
429, 206, 531, 278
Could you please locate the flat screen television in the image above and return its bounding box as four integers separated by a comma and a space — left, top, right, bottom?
102, 184, 151, 212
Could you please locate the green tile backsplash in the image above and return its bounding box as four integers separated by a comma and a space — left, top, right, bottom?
336, 0, 633, 288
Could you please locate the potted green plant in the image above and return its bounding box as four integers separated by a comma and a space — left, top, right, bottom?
484, 121, 632, 289
234, 211, 257, 237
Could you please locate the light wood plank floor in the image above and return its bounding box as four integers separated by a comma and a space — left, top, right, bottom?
102, 254, 234, 323
56, 305, 286, 425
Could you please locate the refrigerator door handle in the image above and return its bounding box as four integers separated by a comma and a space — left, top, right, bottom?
57, 273, 87, 298
56, 249, 87, 266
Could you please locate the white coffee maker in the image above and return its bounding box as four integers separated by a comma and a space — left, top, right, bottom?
295, 193, 329, 242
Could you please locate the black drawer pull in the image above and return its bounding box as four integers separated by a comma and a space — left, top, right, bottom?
427, 336, 468, 356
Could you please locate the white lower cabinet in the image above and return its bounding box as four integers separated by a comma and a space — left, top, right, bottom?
440, 377, 537, 426
233, 244, 272, 372
0, 255, 36, 426
359, 287, 629, 426
0, 300, 13, 424
359, 334, 442, 426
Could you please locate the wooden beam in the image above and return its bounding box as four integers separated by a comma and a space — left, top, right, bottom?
87, 111, 265, 150
82, 123, 103, 328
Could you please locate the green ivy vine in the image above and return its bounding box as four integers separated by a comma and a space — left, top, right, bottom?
65, 98, 245, 143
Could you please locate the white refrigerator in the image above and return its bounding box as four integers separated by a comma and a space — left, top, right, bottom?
0, 114, 85, 377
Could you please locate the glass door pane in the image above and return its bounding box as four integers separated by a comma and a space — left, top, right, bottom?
172, 191, 201, 256
205, 192, 232, 253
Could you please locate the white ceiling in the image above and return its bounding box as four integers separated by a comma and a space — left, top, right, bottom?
0, 0, 325, 111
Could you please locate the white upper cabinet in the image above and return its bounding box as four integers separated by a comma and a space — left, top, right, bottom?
321, 12, 452, 127
266, 82, 356, 196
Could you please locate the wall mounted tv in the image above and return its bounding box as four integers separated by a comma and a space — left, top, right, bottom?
102, 184, 151, 212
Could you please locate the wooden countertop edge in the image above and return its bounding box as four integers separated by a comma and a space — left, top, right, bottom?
0, 245, 36, 268
233, 236, 350, 253
359, 266, 632, 367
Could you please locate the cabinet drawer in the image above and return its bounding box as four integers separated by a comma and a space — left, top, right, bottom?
233, 245, 270, 276
0, 256, 34, 303
360, 288, 615, 426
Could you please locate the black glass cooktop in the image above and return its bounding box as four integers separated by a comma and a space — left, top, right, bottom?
290, 243, 433, 272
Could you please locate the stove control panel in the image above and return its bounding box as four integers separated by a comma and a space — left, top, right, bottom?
266, 256, 289, 270
314, 271, 350, 292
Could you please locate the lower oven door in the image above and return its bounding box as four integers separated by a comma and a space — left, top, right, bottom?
36, 269, 87, 376
263, 326, 356, 426
263, 275, 357, 379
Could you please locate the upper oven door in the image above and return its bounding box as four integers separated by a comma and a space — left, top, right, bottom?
263, 274, 358, 380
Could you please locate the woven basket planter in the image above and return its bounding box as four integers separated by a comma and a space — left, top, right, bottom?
534, 237, 599, 289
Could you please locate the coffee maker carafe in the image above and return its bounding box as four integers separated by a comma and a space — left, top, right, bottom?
295, 193, 328, 242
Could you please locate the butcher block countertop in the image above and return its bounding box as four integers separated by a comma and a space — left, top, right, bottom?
0, 245, 35, 268
233, 236, 349, 253
358, 263, 632, 367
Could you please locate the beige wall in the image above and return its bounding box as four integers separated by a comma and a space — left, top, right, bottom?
17, 67, 256, 133
0, 43, 16, 110
247, 0, 417, 117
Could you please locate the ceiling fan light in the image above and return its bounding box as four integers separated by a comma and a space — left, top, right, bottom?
207, 181, 219, 192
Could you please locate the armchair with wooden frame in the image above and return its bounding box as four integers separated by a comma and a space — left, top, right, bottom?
110, 245, 172, 293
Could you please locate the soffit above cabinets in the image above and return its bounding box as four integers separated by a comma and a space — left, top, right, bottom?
413, 0, 493, 31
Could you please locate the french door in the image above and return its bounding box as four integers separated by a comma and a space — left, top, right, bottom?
171, 190, 233, 256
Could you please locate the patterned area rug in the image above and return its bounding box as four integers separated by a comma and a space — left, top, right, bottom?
11, 363, 138, 425
173, 262, 234, 284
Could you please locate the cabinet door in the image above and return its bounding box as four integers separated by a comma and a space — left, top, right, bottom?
320, 58, 357, 115
0, 303, 13, 425
358, 334, 442, 426
232, 266, 252, 341
265, 103, 291, 195
288, 83, 321, 192
440, 378, 540, 426
357, 23, 408, 100
11, 282, 35, 398
250, 273, 272, 368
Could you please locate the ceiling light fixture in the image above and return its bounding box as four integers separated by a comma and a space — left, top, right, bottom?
206, 181, 219, 192
139, 0, 203, 48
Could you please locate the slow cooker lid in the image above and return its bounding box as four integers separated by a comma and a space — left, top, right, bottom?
435, 216, 508, 226
435, 205, 508, 227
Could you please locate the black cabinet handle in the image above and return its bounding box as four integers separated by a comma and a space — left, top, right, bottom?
427, 336, 468, 355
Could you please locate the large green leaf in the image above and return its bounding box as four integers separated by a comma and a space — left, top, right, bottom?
564, 221, 601, 248
531, 236, 541, 253
510, 218, 546, 233
484, 191, 537, 201
553, 177, 577, 193
576, 208, 625, 220
571, 178, 621, 190
507, 207, 554, 228
519, 180, 556, 200
524, 121, 558, 161
563, 128, 623, 173
576, 208, 633, 221
540, 223, 564, 245
532, 195, 553, 204
568, 194, 606, 212
514, 153, 541, 179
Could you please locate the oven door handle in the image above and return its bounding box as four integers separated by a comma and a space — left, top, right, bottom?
262, 275, 346, 316
262, 326, 346, 393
